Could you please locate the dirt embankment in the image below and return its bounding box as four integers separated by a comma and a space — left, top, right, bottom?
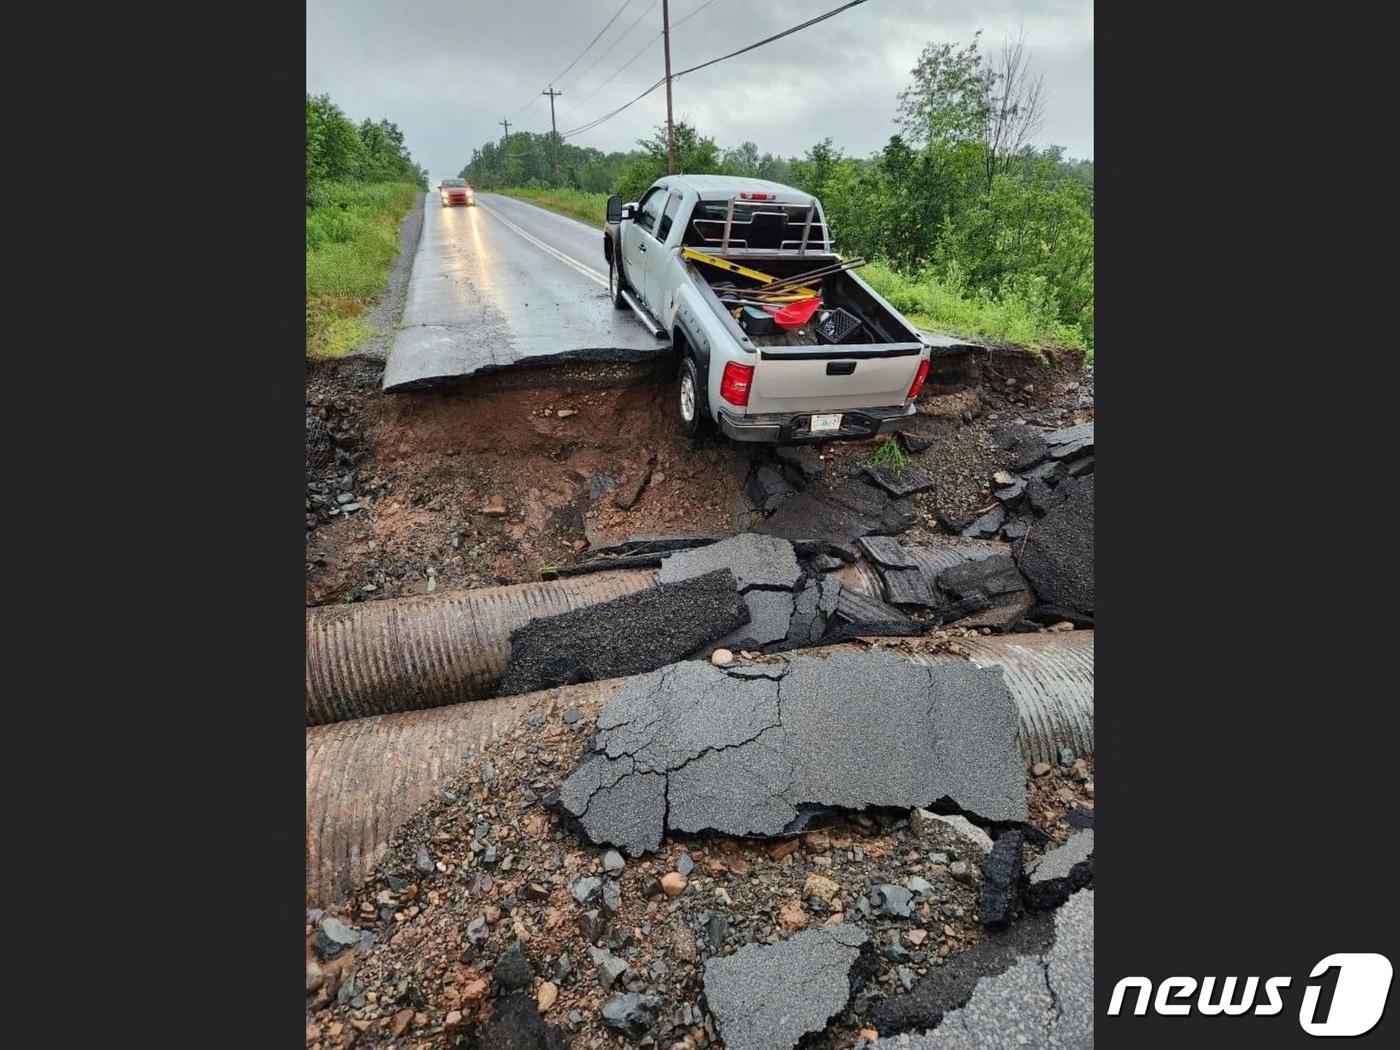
307, 347, 1092, 607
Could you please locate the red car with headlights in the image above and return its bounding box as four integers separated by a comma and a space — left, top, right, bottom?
439, 179, 474, 207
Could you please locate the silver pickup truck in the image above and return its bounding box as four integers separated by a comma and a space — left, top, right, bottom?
603, 174, 932, 443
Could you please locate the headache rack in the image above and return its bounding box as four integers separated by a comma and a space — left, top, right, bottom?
686, 195, 831, 256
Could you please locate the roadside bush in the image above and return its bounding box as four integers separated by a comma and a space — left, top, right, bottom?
862, 260, 1085, 351
306, 180, 420, 357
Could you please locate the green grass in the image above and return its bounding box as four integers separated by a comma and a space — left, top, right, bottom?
861, 261, 1090, 356
306, 180, 420, 359
867, 437, 911, 472
497, 187, 609, 227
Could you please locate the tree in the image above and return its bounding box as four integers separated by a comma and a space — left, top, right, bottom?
896, 35, 988, 148
981, 32, 1045, 190
617, 122, 720, 200
789, 138, 844, 200
721, 141, 761, 177
306, 94, 365, 184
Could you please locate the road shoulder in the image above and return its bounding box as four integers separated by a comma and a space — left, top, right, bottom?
355, 191, 426, 361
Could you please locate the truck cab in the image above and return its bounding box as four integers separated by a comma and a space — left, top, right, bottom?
603, 175, 931, 442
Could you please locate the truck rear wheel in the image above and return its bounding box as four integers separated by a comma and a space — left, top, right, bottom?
676, 355, 711, 440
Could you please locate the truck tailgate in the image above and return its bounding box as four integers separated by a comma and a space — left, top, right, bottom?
747, 344, 923, 413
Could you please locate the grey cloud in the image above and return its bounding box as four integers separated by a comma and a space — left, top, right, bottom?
308, 0, 1092, 180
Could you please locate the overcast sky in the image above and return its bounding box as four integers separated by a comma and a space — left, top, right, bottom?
307, 0, 1092, 182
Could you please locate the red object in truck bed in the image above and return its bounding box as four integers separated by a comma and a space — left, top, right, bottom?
765, 297, 823, 330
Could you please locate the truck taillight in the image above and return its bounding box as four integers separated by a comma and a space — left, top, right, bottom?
720, 361, 754, 406
907, 358, 930, 400
738, 191, 776, 200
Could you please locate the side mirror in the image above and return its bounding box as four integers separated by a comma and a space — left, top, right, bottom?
606, 194, 623, 223
622, 202, 638, 221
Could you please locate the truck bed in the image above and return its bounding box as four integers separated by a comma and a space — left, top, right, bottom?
685, 252, 922, 349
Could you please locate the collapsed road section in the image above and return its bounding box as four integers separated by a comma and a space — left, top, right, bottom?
552, 650, 1027, 855
381, 193, 667, 390
306, 637, 1091, 907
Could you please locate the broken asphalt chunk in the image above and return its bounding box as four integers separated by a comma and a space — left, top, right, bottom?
1024, 829, 1094, 910
960, 505, 1005, 539
757, 477, 914, 545
659, 532, 800, 591
600, 992, 661, 1038
496, 569, 748, 696
935, 554, 1036, 632
1016, 476, 1093, 620
704, 923, 868, 1050
865, 464, 938, 498
552, 650, 1026, 855
992, 424, 1050, 472
775, 444, 822, 478
458, 990, 566, 1050
747, 464, 797, 513
859, 534, 919, 569
710, 588, 795, 652
977, 831, 1023, 927
879, 565, 939, 608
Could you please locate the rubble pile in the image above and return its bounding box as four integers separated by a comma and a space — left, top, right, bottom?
305, 649, 1096, 1049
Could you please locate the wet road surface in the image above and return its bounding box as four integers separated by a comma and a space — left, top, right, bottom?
382, 192, 667, 390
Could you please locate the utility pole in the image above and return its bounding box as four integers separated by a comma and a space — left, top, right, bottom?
542, 86, 562, 183
499, 118, 511, 146
662, 0, 676, 174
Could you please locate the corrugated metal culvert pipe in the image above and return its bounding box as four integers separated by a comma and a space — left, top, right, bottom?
306, 691, 541, 907
305, 570, 657, 725
305, 633, 1093, 907
304, 542, 1023, 726
903, 631, 1094, 767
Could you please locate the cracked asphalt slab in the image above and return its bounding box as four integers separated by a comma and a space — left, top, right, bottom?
1015, 475, 1094, 619
704, 923, 869, 1050
658, 532, 802, 592
551, 648, 1027, 856
1025, 828, 1094, 910
874, 889, 1094, 1049
382, 192, 666, 390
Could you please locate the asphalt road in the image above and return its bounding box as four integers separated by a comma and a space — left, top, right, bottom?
382, 192, 667, 390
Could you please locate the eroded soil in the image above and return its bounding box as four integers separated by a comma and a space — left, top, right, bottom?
306, 348, 1092, 607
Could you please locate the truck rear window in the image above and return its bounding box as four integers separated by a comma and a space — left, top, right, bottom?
684, 201, 829, 251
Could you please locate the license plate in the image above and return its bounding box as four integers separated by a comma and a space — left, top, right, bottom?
810, 413, 843, 433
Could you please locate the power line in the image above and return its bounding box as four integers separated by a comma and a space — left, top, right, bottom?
549, 0, 635, 86
559, 0, 660, 94
674, 0, 870, 79
565, 28, 661, 113
673, 0, 721, 28
561, 0, 871, 139
506, 0, 634, 118
561, 0, 716, 115
561, 76, 666, 138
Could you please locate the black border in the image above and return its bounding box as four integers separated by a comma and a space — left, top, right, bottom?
1097, 2, 1397, 1045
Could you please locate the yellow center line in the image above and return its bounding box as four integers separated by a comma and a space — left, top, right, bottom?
475, 201, 608, 289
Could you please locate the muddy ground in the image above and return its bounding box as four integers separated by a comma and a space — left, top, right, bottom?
306, 348, 1092, 607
